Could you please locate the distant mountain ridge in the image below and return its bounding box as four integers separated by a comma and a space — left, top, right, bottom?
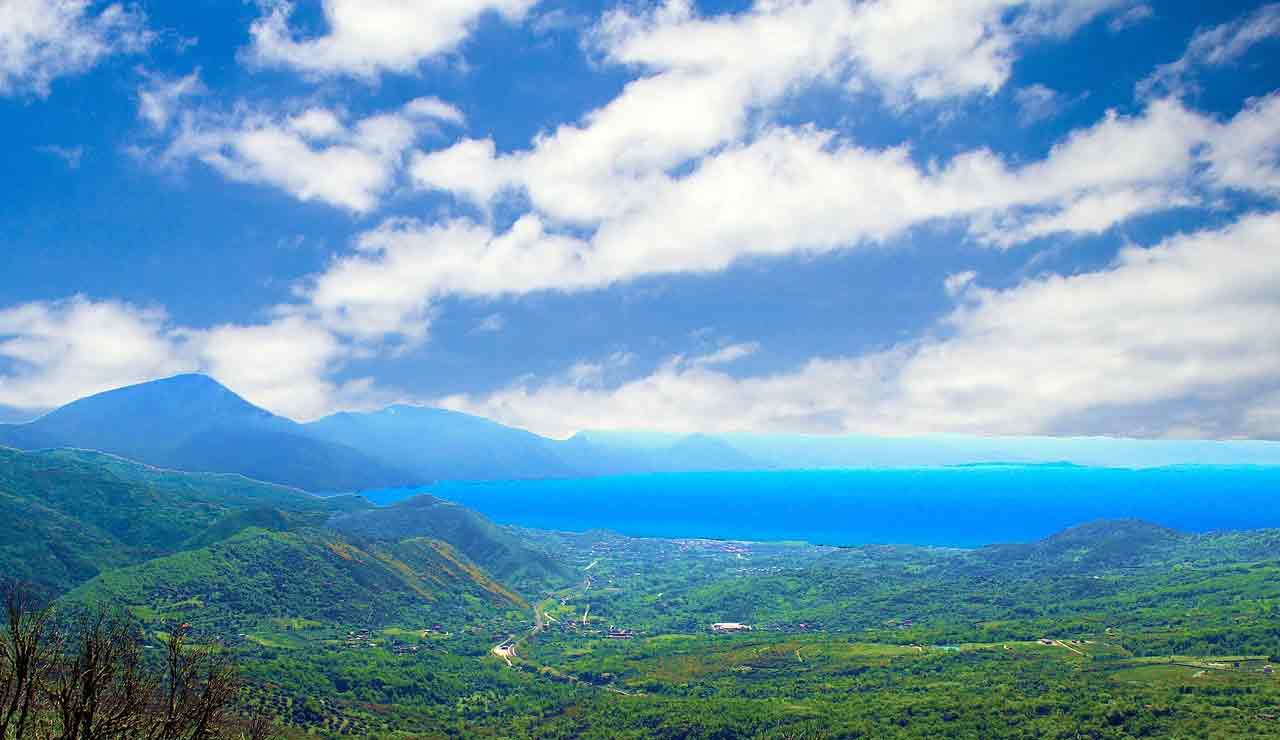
0, 374, 414, 492
5, 375, 1280, 494
304, 404, 577, 482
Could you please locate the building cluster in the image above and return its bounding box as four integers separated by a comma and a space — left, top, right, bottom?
344, 629, 374, 649
711, 622, 752, 634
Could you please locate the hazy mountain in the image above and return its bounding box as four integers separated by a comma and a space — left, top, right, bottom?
0, 374, 414, 492
554, 430, 768, 475
6, 377, 1280, 496
304, 405, 575, 482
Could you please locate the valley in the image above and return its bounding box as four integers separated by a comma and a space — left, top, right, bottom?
9, 4, 1280, 737
4, 441, 1280, 737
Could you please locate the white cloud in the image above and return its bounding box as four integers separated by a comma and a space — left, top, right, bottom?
403, 0, 1265, 319
0, 0, 150, 97
1203, 92, 1280, 197
944, 271, 978, 297
163, 98, 442, 212
137, 69, 204, 131
0, 296, 194, 411
1108, 3, 1153, 32
287, 108, 343, 139
971, 188, 1194, 248
1138, 3, 1280, 99
296, 215, 589, 342
184, 315, 371, 420
442, 213, 1280, 440
0, 298, 396, 421
692, 342, 761, 368
1013, 83, 1075, 125
344, 97, 1267, 349
413, 0, 1126, 225
472, 314, 505, 334
404, 96, 466, 126
245, 0, 536, 79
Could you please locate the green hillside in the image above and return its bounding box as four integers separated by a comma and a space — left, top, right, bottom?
1, 445, 567, 650
329, 494, 575, 592
0, 446, 362, 593
65, 526, 526, 634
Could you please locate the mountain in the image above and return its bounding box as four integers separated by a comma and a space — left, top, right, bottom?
0, 446, 361, 593
65, 526, 527, 632
3, 445, 563, 632
970, 519, 1189, 572
328, 494, 574, 591
554, 430, 769, 476
9, 377, 1280, 494
0, 374, 413, 492
304, 405, 575, 482
306, 408, 772, 482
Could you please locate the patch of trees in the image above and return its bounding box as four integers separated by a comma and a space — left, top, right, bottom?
1, 582, 274, 740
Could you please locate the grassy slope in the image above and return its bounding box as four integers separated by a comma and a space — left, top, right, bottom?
329, 495, 575, 592
0, 446, 360, 593
65, 527, 527, 631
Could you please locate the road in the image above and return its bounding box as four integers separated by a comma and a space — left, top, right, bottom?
490, 572, 592, 666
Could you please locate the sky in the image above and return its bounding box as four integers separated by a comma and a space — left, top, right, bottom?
1, 0, 1279, 440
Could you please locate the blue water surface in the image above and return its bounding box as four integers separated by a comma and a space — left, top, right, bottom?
361, 465, 1280, 547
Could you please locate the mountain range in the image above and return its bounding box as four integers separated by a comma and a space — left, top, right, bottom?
0, 375, 413, 492
3, 374, 1280, 493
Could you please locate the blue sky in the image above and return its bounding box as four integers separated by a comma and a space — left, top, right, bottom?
2, 0, 1279, 439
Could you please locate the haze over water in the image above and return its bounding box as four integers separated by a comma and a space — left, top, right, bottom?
367, 465, 1280, 547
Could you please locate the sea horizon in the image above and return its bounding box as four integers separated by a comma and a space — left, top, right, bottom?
359, 464, 1280, 548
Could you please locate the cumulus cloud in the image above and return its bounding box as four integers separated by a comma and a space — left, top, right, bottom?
1202, 92, 1280, 197
245, 0, 535, 79
413, 0, 1127, 226
404, 1, 1278, 316
0, 0, 151, 97
0, 297, 194, 411
442, 214, 1280, 440
363, 96, 1275, 350
161, 98, 457, 212
1138, 3, 1280, 99
0, 298, 396, 421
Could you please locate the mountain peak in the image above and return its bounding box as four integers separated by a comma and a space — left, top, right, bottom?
41, 373, 272, 424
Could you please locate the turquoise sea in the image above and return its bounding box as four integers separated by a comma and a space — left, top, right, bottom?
362, 465, 1280, 547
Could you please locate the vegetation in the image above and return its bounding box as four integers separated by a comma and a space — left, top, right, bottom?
0, 583, 274, 740
329, 495, 574, 591
0, 447, 362, 594
6, 447, 1280, 736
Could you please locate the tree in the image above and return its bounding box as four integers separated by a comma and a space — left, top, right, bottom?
0, 583, 58, 740
1, 581, 275, 740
